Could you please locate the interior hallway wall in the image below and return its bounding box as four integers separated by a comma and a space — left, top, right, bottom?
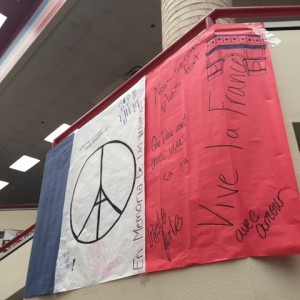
0, 210, 36, 245
0, 210, 37, 231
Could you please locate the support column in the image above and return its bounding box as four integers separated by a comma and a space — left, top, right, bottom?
161, 0, 233, 49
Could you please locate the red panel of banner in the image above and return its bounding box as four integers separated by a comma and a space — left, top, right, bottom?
145, 23, 300, 272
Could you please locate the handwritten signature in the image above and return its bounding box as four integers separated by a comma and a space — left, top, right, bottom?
147, 208, 183, 261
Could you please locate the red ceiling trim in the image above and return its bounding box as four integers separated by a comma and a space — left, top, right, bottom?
0, 204, 38, 210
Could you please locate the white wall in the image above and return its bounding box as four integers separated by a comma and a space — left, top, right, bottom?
0, 210, 37, 231
25, 29, 300, 300
0, 240, 33, 300
271, 30, 300, 186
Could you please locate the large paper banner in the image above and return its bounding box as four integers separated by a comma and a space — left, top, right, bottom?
145, 24, 300, 272
25, 23, 300, 297
25, 77, 145, 296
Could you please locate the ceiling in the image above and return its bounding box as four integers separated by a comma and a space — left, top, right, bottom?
0, 0, 299, 207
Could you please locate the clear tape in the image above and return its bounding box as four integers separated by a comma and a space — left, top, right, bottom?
264, 30, 282, 47
245, 23, 282, 47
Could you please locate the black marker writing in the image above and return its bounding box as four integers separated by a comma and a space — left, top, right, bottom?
147, 208, 183, 261
235, 189, 284, 242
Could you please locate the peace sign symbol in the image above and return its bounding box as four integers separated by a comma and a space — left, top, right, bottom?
70, 141, 136, 243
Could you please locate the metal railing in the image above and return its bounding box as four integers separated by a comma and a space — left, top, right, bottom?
0, 224, 35, 260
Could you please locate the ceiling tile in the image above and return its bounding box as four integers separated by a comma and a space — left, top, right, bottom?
0, 136, 11, 150
9, 73, 42, 94
1, 83, 30, 103
97, 0, 119, 11
45, 66, 81, 92
37, 39, 72, 65
96, 48, 136, 78
75, 32, 113, 64
110, 0, 155, 29
40, 103, 79, 124
15, 131, 44, 148
90, 77, 125, 105
20, 56, 56, 80
83, 62, 118, 89
31, 79, 66, 103
68, 0, 105, 28
92, 13, 134, 50
23, 93, 55, 114
22, 123, 54, 140
116, 34, 159, 67
68, 78, 101, 102
9, 105, 40, 124
35, 114, 65, 129
58, 92, 94, 114
5, 141, 31, 154
133, 11, 162, 45
30, 140, 51, 158
51, 0, 105, 48
0, 147, 21, 167
60, 48, 98, 77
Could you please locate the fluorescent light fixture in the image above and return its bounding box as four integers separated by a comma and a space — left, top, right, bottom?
0, 13, 7, 28
10, 155, 40, 172
0, 180, 9, 190
44, 123, 70, 143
